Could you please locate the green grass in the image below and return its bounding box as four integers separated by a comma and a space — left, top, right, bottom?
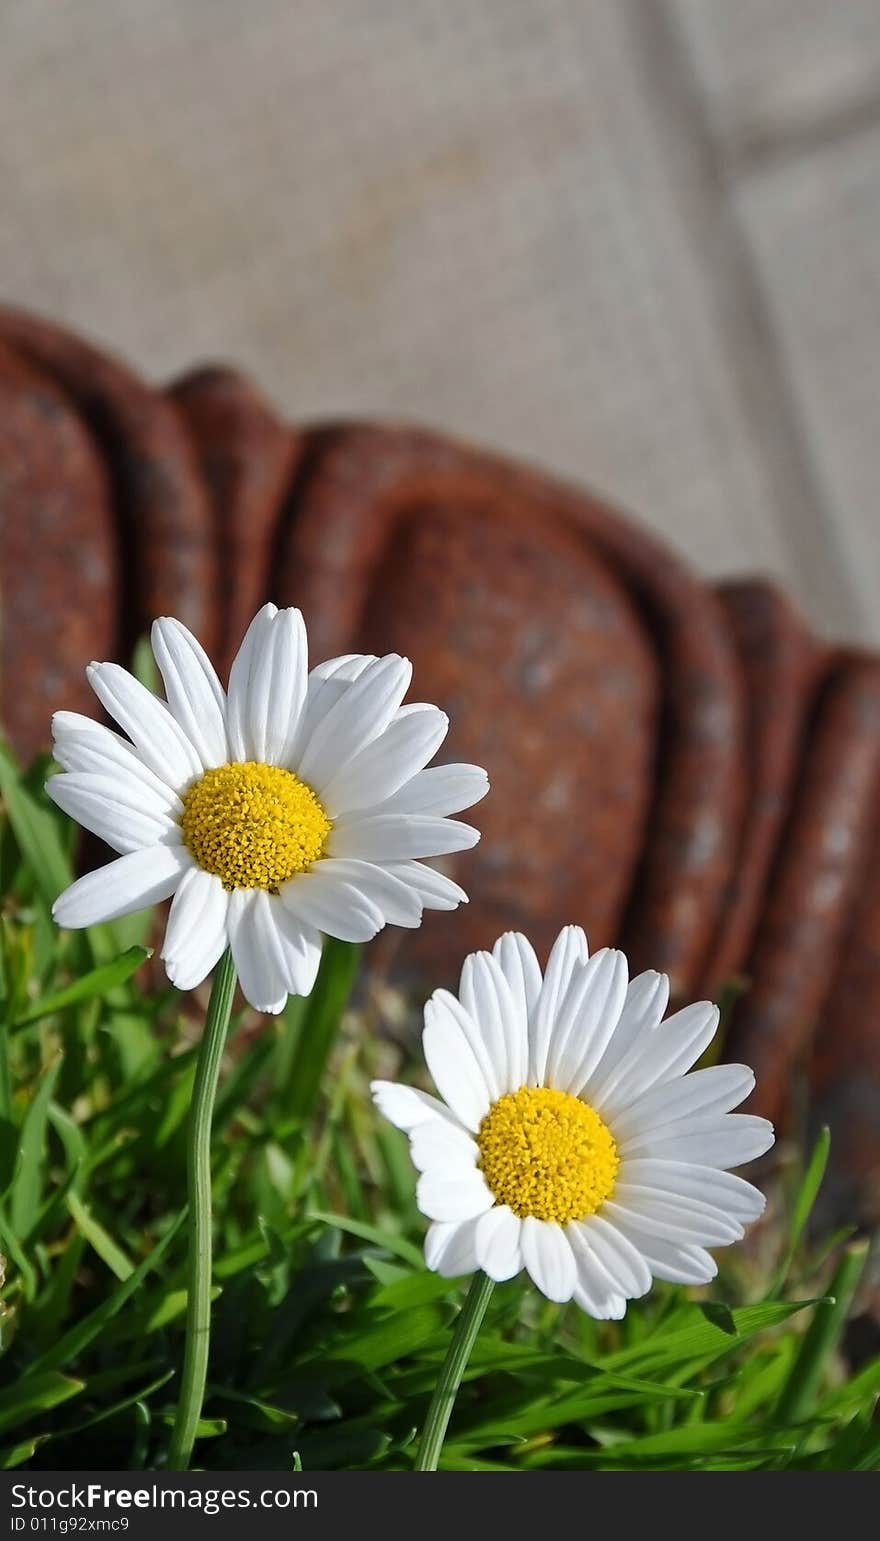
0, 739, 877, 1472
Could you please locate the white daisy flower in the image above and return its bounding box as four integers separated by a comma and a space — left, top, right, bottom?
48, 604, 488, 1014
372, 926, 774, 1318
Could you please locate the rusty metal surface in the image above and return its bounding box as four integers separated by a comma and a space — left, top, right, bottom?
0, 306, 218, 657
0, 308, 879, 1205
726, 654, 880, 1125
0, 341, 117, 759
279, 423, 746, 997
169, 366, 302, 676
703, 579, 825, 996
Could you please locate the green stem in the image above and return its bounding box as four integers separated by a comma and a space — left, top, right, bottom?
168, 949, 237, 1471
776, 1239, 869, 1425
415, 1272, 494, 1471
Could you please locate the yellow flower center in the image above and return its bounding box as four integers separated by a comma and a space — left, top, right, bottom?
180, 761, 331, 891
477, 1085, 619, 1224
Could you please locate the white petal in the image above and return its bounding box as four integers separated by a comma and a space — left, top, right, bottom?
573, 1281, 627, 1320
426, 990, 502, 1105
409, 1120, 480, 1173
613, 1182, 747, 1241
319, 705, 449, 817
574, 1214, 652, 1297
86, 662, 203, 786
580, 969, 670, 1105
328, 813, 480, 861
598, 1001, 721, 1120
53, 846, 190, 928
424, 1218, 480, 1278
370, 1080, 460, 1132
492, 931, 542, 1077
287, 653, 378, 764
417, 1169, 494, 1223
611, 1065, 757, 1145
227, 887, 287, 1014
161, 868, 229, 992
520, 1217, 577, 1303
624, 1114, 775, 1170
228, 608, 308, 766
459, 952, 516, 1094
608, 1219, 718, 1285
46, 773, 180, 855
567, 1226, 629, 1318
378, 763, 490, 817
422, 1000, 492, 1132
385, 861, 468, 911
151, 617, 228, 769
616, 1159, 766, 1224
297, 654, 412, 790
278, 869, 384, 944
225, 603, 277, 761
529, 925, 589, 1085
475, 1206, 523, 1282
549, 948, 628, 1094
51, 713, 183, 812
267, 901, 323, 996
307, 859, 422, 928
603, 1194, 743, 1247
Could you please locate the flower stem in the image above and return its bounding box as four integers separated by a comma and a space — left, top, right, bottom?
168, 948, 237, 1471
415, 1271, 495, 1470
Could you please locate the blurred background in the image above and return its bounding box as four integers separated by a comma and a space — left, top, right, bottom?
2, 0, 878, 644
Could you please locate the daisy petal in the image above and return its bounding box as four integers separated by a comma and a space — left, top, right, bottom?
51, 713, 183, 812
267, 902, 323, 996
86, 662, 203, 786
611, 1064, 757, 1144
475, 1206, 523, 1282
492, 931, 542, 1057
225, 604, 277, 761
459, 952, 517, 1094
603, 1194, 743, 1247
567, 1225, 629, 1317
385, 861, 468, 911
46, 773, 180, 855
278, 869, 384, 944
428, 989, 502, 1103
288, 653, 378, 764
520, 1217, 577, 1303
424, 1219, 480, 1277
409, 1120, 480, 1173
151, 617, 228, 769
549, 948, 628, 1094
227, 888, 287, 1014
379, 763, 490, 817
422, 998, 492, 1131
319, 705, 449, 817
297, 654, 412, 791
625, 1113, 775, 1169
530, 925, 589, 1085
617, 1159, 767, 1224
575, 1213, 652, 1297
327, 813, 479, 861
599, 1002, 721, 1120
369, 1080, 460, 1132
161, 867, 229, 991
581, 969, 670, 1104
53, 846, 190, 928
417, 1169, 494, 1222
608, 1221, 718, 1285
307, 859, 422, 928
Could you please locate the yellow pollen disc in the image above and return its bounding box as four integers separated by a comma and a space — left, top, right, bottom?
477, 1086, 619, 1224
180, 761, 332, 891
